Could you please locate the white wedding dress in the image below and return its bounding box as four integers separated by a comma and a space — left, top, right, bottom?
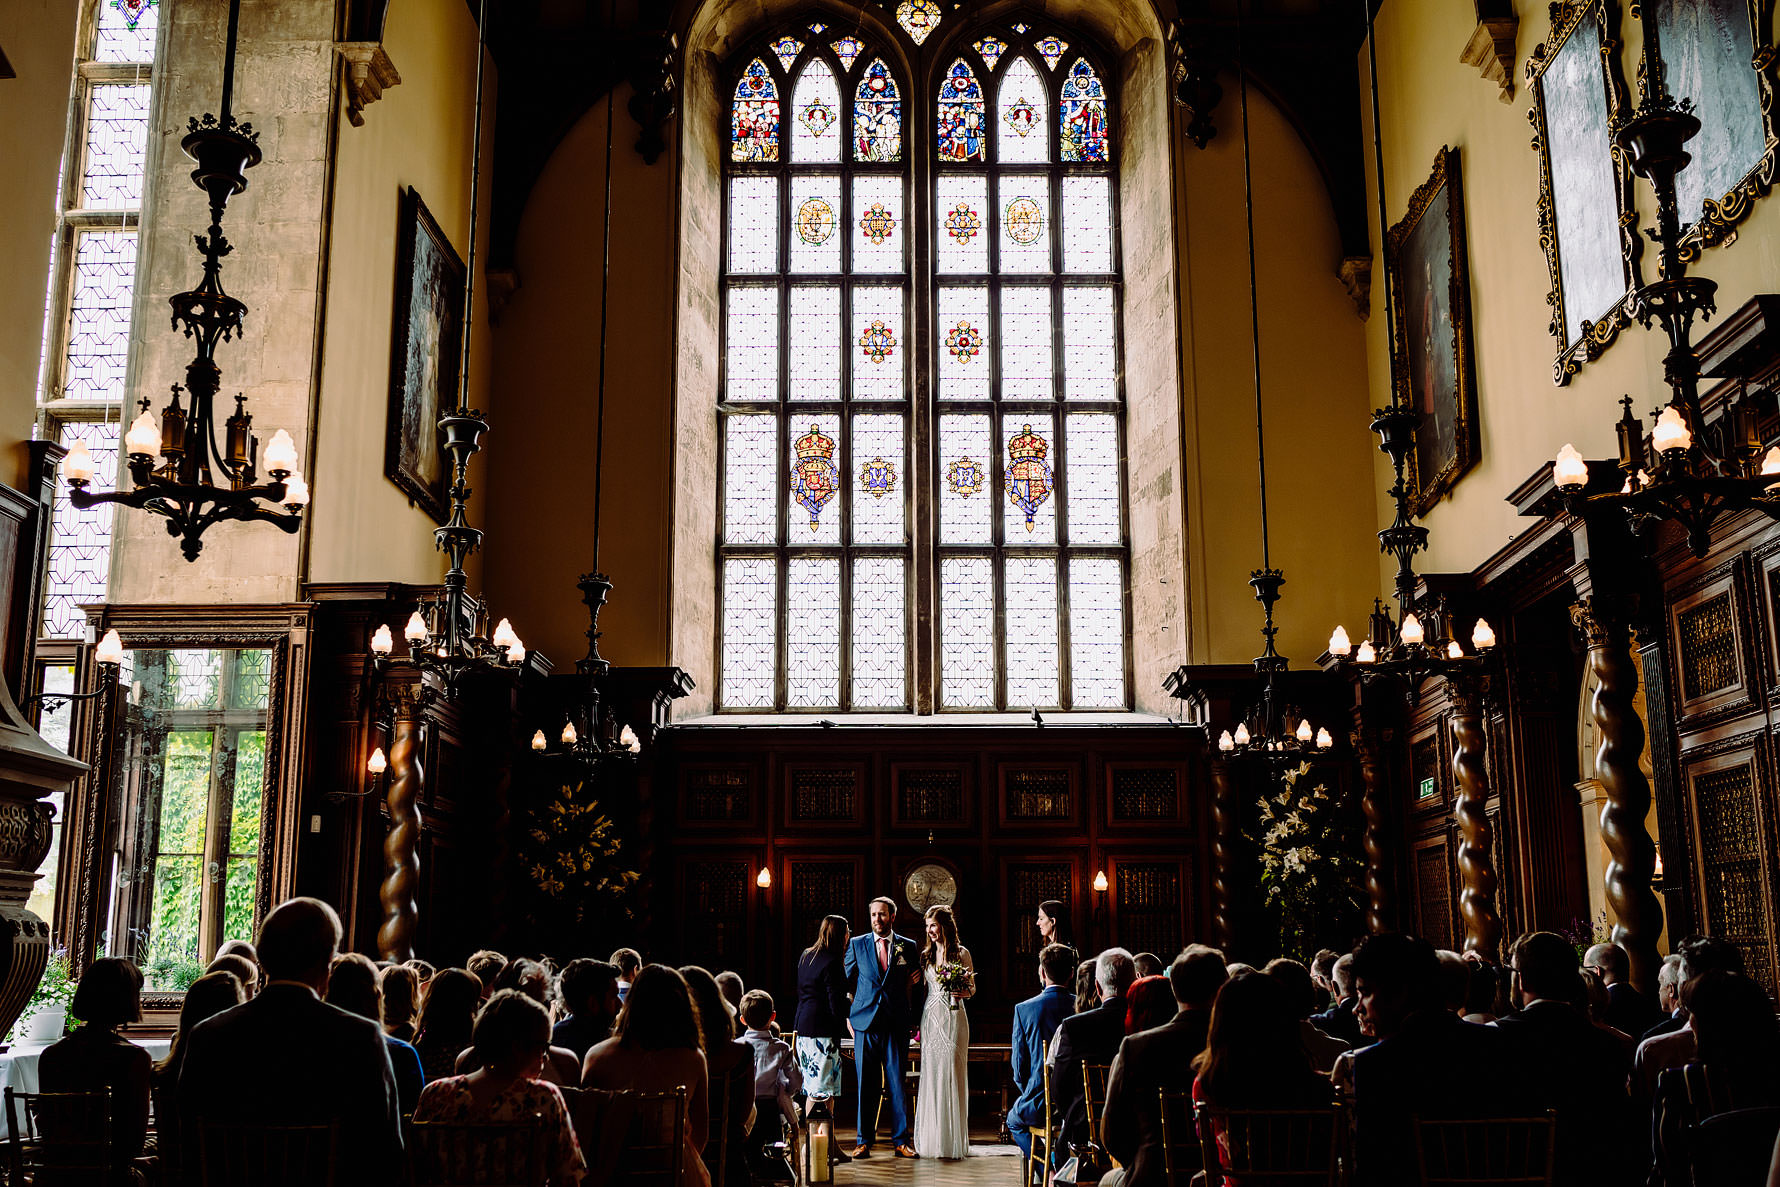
913, 946, 973, 1159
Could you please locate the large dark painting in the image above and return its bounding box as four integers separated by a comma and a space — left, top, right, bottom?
386, 187, 463, 524
1388, 146, 1478, 515
1527, 0, 1640, 384
1651, 0, 1776, 254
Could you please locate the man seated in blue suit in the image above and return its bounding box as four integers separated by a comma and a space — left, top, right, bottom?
843, 895, 925, 1158
1007, 942, 1078, 1159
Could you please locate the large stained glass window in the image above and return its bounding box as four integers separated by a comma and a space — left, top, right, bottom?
719, 20, 1126, 712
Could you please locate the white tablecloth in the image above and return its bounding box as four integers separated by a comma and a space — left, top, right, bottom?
0, 1036, 171, 1138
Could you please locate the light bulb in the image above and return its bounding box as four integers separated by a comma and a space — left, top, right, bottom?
403, 611, 429, 643
561, 722, 578, 745
756, 867, 773, 889
94, 629, 125, 666
262, 429, 298, 475
1553, 443, 1589, 490
1093, 870, 1109, 893
1217, 729, 1235, 752
1447, 639, 1464, 659
367, 747, 387, 774
1400, 612, 1425, 645
1472, 619, 1497, 650
507, 641, 526, 664
1652, 406, 1693, 453
1233, 723, 1250, 746
1316, 727, 1334, 750
531, 729, 547, 751
492, 618, 518, 649
124, 411, 159, 457
620, 725, 641, 753
1356, 640, 1377, 663
1620, 477, 1633, 494
280, 470, 309, 508
61, 439, 96, 483
1296, 718, 1313, 742
370, 624, 394, 656
1763, 447, 1780, 478
1328, 625, 1352, 657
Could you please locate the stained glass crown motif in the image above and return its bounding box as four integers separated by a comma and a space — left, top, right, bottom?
1009, 424, 1048, 460
796, 424, 837, 459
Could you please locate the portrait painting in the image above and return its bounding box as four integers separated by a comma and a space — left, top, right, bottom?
386, 187, 463, 524
1387, 146, 1479, 515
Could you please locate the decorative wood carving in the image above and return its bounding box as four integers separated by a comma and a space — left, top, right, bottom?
1208, 756, 1236, 952
1338, 256, 1372, 320
1353, 726, 1393, 934
1447, 673, 1502, 961
1109, 858, 1190, 960
1414, 837, 1456, 950
1107, 765, 1183, 825
1684, 750, 1776, 990
377, 686, 427, 962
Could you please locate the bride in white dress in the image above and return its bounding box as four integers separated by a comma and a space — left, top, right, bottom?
913, 904, 974, 1159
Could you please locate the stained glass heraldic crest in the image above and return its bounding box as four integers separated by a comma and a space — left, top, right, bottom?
720, 19, 1125, 711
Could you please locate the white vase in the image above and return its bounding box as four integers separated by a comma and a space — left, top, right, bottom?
24, 1006, 65, 1044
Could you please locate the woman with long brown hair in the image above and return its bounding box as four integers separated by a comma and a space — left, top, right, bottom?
1191, 971, 1331, 1176
913, 905, 974, 1159
795, 914, 852, 1105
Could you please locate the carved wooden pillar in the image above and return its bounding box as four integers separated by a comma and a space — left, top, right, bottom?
1208, 754, 1237, 953
376, 687, 425, 962
1572, 598, 1664, 996
1353, 725, 1394, 934
1447, 673, 1503, 961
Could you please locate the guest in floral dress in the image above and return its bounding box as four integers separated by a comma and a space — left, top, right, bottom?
793, 915, 851, 1100
412, 990, 585, 1186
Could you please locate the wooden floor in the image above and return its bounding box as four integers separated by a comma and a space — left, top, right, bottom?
814, 1124, 1022, 1187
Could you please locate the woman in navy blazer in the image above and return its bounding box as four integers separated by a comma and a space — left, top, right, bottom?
794, 915, 853, 1100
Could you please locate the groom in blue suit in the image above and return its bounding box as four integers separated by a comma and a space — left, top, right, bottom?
844, 895, 924, 1157
1007, 942, 1077, 1160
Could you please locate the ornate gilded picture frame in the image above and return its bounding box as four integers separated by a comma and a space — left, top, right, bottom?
1527, 0, 1643, 385
1387, 146, 1479, 516
386, 187, 463, 525
1645, 0, 1780, 261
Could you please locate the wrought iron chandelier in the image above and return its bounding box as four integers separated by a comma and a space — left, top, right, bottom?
1551, 25, 1780, 555
59, 0, 308, 561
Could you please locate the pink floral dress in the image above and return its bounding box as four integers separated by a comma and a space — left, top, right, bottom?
412, 1075, 586, 1185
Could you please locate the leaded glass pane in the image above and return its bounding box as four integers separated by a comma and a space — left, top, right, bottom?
997, 58, 1049, 165
723, 415, 777, 544
999, 287, 1054, 401
170, 650, 223, 708
732, 58, 780, 162
94, 0, 159, 63
832, 37, 864, 71
43, 421, 118, 639
787, 556, 841, 707
854, 60, 903, 163
937, 59, 987, 164
771, 36, 805, 71
851, 285, 904, 400
998, 177, 1050, 274
792, 60, 842, 163
724, 287, 778, 402
722, 558, 777, 707
937, 287, 990, 402
936, 175, 989, 274
852, 413, 905, 545
1061, 175, 1113, 273
853, 175, 903, 274
63, 230, 137, 401
728, 175, 779, 273
1069, 557, 1125, 706
1065, 413, 1121, 543
975, 37, 1008, 70
1003, 414, 1057, 543
788, 285, 842, 401
896, 0, 942, 46
1059, 58, 1109, 162
788, 413, 842, 544
940, 414, 992, 545
789, 175, 843, 273
1063, 287, 1118, 400
82, 85, 151, 209
941, 556, 994, 707
1005, 556, 1060, 707
852, 557, 907, 708
1034, 36, 1070, 71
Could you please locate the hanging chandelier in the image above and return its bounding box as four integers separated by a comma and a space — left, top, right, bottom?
1551, 29, 1780, 555
59, 0, 308, 561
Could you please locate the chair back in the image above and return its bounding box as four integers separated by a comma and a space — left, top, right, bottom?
705, 1059, 749, 1187
198, 1119, 340, 1187
1413, 1112, 1557, 1186
1158, 1090, 1201, 1187
1194, 1104, 1344, 1187
6, 1086, 113, 1187
411, 1117, 548, 1186
571, 1087, 689, 1187
1688, 1105, 1780, 1187
1081, 1062, 1112, 1135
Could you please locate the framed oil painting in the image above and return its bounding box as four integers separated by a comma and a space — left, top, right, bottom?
1526, 0, 1642, 384
1647, 0, 1779, 258
386, 187, 463, 524
1388, 146, 1479, 516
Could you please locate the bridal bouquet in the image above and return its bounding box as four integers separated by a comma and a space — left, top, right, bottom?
935, 962, 972, 1011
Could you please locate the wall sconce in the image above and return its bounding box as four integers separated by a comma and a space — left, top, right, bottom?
1092, 868, 1108, 934
366, 747, 387, 775
531, 730, 546, 751
1093, 869, 1108, 894
756, 866, 773, 891
24, 629, 126, 716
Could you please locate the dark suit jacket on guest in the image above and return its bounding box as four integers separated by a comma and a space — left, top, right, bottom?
1050, 994, 1129, 1150
177, 982, 402, 1184
1009, 985, 1074, 1128
1310, 998, 1363, 1046
1352, 1011, 1516, 1187
1494, 1000, 1637, 1187
794, 949, 851, 1039
1641, 1012, 1686, 1044
1100, 1010, 1210, 1187
1603, 982, 1664, 1042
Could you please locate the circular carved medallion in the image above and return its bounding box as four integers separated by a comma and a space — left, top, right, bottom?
904, 862, 958, 913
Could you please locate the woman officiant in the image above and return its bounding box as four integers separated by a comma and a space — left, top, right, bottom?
795, 915, 852, 1131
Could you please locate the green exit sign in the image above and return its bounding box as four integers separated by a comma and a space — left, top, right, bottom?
1419, 776, 1437, 800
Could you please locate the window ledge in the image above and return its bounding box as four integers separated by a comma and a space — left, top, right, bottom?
672, 710, 1179, 728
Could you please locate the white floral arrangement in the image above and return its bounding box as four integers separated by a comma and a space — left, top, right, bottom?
1248, 762, 1363, 956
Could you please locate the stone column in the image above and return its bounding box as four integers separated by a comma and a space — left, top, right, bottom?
1571, 598, 1664, 996
1353, 724, 1394, 934
376, 686, 426, 962
1208, 754, 1237, 953
1447, 672, 1503, 962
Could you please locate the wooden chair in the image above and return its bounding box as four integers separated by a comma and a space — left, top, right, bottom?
197, 1119, 340, 1187
1412, 1113, 1557, 1186
1193, 1104, 1344, 1187
568, 1087, 688, 1187
410, 1117, 548, 1186
1025, 1062, 1052, 1187
5, 1086, 113, 1187
705, 1059, 754, 1187
1687, 1105, 1780, 1187
1157, 1090, 1201, 1187
1081, 1062, 1112, 1144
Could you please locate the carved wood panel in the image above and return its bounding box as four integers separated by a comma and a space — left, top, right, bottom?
679, 763, 757, 827
1108, 857, 1190, 961
1684, 749, 1777, 991
1670, 574, 1750, 720
998, 762, 1081, 829
1106, 763, 1186, 827
1413, 836, 1456, 951
783, 763, 865, 828
890, 764, 968, 830
678, 858, 751, 974
1001, 858, 1076, 994
786, 857, 861, 958
1411, 729, 1446, 811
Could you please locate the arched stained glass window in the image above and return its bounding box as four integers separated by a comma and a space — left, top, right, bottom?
732, 58, 780, 162
937, 60, 986, 163
854, 60, 903, 163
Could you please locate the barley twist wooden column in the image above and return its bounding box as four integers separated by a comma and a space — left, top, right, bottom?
1208, 754, 1237, 953
377, 685, 426, 962
1571, 597, 1664, 996
1447, 672, 1502, 962
1353, 724, 1393, 934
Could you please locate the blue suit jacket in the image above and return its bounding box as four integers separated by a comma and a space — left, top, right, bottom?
844, 932, 922, 1034
1010, 985, 1073, 1120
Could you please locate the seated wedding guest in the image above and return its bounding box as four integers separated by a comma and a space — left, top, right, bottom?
153, 971, 244, 1187
1652, 970, 1780, 1187
178, 897, 401, 1183
737, 990, 801, 1181
793, 915, 851, 1120
1264, 957, 1350, 1073
413, 990, 584, 1185
582, 964, 711, 1187
1461, 960, 1506, 1024
1037, 900, 1072, 951
716, 971, 745, 1016
406, 958, 436, 987
40, 958, 153, 1184
206, 952, 259, 998
1646, 954, 1687, 1041
215, 939, 259, 991
471, 957, 580, 1084
1310, 949, 1340, 1008
611, 948, 642, 1003
380, 963, 421, 1043
1186, 971, 1333, 1185
1586, 941, 1664, 1039
553, 959, 620, 1059
1636, 936, 1745, 1095
1495, 931, 1635, 1186
1098, 946, 1233, 1187
1052, 947, 1135, 1152
1124, 974, 1175, 1034
681, 965, 753, 1187
414, 968, 484, 1084
1008, 942, 1077, 1161
327, 953, 426, 1117
1311, 952, 1363, 1044
1349, 934, 1514, 1187
467, 950, 509, 1001
1132, 953, 1163, 979
1071, 959, 1098, 1015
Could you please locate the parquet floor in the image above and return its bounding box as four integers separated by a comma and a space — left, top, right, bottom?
805, 1124, 1022, 1187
